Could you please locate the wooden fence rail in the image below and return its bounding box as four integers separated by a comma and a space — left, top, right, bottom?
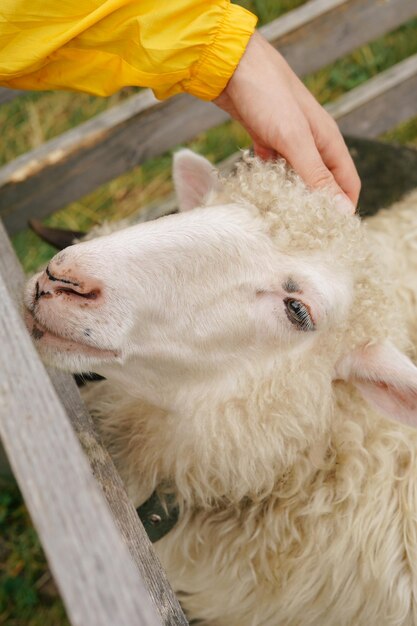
1, 1, 417, 625
0, 220, 188, 625
0, 0, 416, 233
262, 0, 417, 76
327, 53, 417, 136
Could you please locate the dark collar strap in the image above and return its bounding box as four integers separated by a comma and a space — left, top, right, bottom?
137, 491, 179, 543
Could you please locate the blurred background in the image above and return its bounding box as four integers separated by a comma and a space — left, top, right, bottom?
1, 1, 417, 624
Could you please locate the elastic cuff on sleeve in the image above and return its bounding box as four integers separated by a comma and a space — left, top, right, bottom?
183, 3, 257, 101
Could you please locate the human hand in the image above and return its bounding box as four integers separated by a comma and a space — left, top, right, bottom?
214, 31, 360, 213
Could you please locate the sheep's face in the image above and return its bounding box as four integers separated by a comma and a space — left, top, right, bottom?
24, 209, 352, 379
24, 151, 417, 424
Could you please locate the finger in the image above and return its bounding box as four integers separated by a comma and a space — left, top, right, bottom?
322, 139, 361, 207
294, 86, 361, 206
310, 112, 361, 206
253, 141, 277, 160
276, 122, 356, 214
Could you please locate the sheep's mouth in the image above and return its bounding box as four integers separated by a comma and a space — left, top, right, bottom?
24, 308, 120, 360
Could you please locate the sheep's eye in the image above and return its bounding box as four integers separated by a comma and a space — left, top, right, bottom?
284, 298, 315, 332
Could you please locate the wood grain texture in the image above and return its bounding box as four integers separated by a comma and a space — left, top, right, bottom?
119, 150, 242, 228
0, 87, 24, 105
0, 219, 26, 477
50, 370, 188, 626
0, 94, 228, 233
0, 266, 160, 626
0, 220, 188, 625
261, 0, 417, 76
327, 54, 417, 137
6, 48, 414, 237
1, 0, 416, 233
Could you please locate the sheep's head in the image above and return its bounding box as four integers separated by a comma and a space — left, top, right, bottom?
24, 151, 417, 427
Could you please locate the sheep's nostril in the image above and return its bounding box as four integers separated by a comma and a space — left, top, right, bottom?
55, 286, 100, 300
35, 280, 52, 302
38, 262, 103, 303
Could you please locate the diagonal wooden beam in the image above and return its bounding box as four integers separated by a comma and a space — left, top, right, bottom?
0, 220, 188, 625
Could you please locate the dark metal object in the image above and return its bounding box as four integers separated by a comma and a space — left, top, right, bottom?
137, 492, 180, 544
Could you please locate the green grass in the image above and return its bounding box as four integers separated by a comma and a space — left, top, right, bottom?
0, 481, 69, 626
305, 18, 417, 104
2, 2, 417, 624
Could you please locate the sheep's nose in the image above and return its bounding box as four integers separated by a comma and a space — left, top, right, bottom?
35, 261, 101, 303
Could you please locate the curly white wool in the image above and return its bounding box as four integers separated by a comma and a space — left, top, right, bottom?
79, 154, 417, 626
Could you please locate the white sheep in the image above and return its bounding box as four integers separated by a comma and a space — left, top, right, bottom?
24, 151, 417, 626
366, 191, 417, 353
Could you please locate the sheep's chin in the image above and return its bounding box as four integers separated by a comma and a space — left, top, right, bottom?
24, 308, 120, 362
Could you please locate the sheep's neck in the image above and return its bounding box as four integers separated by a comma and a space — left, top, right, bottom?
93, 358, 337, 509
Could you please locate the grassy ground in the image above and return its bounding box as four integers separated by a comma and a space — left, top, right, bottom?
0, 481, 69, 626
2, 1, 417, 624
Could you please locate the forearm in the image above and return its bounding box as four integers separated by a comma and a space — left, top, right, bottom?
0, 0, 257, 98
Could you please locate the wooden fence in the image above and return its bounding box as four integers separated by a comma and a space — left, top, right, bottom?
0, 1, 417, 624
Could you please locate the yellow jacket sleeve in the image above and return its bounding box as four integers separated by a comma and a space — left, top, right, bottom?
0, 0, 257, 100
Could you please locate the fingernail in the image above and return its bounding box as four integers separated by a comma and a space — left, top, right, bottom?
334, 194, 355, 215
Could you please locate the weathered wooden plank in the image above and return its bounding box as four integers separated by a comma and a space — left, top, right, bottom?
327, 54, 417, 137
51, 370, 189, 626
0, 220, 188, 624
261, 0, 417, 76
0, 224, 165, 626
0, 87, 24, 105
0, 220, 26, 477
1, 0, 417, 233
4, 48, 417, 235
20, 135, 417, 246
88, 150, 242, 234
0, 218, 26, 296
0, 93, 228, 233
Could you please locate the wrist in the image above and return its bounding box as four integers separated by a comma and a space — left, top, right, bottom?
184, 3, 257, 101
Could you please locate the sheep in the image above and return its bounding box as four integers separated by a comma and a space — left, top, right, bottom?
365, 191, 417, 353
24, 150, 417, 626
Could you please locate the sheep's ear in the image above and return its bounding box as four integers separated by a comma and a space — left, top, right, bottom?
173, 149, 218, 211
335, 342, 417, 427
